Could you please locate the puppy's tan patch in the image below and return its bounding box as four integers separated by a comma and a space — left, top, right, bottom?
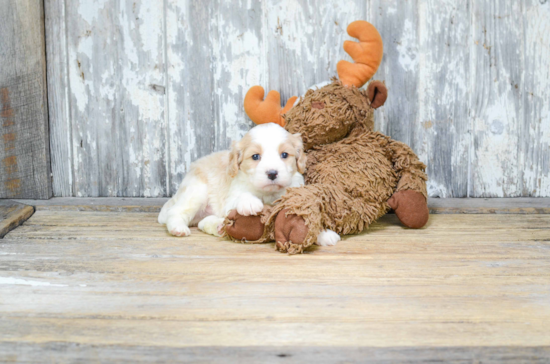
284, 133, 307, 173
229, 133, 265, 177
240, 141, 263, 175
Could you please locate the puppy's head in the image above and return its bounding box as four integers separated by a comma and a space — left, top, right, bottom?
229, 123, 306, 192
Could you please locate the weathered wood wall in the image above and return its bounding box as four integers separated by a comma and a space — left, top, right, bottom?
45, 0, 550, 198
0, 0, 51, 199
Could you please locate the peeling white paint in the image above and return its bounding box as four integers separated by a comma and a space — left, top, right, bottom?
473, 99, 520, 197
48, 0, 550, 198
77, 0, 109, 25
397, 20, 418, 72
427, 180, 449, 198
137, 2, 163, 56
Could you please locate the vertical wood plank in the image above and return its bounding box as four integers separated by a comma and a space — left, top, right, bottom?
65, 0, 167, 197
369, 0, 419, 160
64, 0, 104, 196
0, 0, 52, 199
117, 1, 167, 197
469, 0, 524, 197
522, 0, 550, 197
45, 0, 73, 197
165, 0, 214, 195
210, 0, 265, 154
415, 0, 470, 197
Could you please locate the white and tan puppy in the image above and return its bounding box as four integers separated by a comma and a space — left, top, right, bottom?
159, 123, 306, 237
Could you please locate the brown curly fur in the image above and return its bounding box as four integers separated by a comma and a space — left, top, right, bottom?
275, 80, 426, 251
223, 80, 428, 253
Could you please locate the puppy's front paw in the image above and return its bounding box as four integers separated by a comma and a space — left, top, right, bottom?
316, 229, 340, 246
198, 216, 224, 237
236, 195, 264, 216
167, 217, 191, 237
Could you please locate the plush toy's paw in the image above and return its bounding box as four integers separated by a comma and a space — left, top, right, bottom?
316, 229, 340, 246
236, 195, 264, 216
387, 190, 429, 229
274, 209, 310, 254
224, 209, 265, 241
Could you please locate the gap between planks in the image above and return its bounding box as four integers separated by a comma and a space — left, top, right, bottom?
11, 197, 550, 214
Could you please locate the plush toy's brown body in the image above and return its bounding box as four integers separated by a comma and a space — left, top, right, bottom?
223, 21, 429, 254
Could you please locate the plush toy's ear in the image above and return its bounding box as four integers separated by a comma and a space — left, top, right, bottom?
337, 21, 383, 88
228, 141, 242, 178
244, 86, 297, 127
366, 80, 387, 109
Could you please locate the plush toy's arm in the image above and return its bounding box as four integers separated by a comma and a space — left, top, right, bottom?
269, 183, 387, 254
387, 139, 429, 228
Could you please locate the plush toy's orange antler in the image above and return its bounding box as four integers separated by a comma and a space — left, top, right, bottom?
244, 86, 297, 127
337, 20, 384, 88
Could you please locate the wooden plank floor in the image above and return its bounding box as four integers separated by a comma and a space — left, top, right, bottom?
1, 207, 550, 362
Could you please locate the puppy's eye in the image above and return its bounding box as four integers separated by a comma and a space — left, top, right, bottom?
281, 152, 289, 159
252, 154, 260, 161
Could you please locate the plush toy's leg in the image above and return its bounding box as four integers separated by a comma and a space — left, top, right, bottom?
270, 184, 388, 254
388, 139, 429, 228
388, 190, 429, 228
274, 209, 310, 254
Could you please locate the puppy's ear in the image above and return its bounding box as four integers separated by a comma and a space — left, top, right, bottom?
290, 133, 307, 174
228, 141, 242, 178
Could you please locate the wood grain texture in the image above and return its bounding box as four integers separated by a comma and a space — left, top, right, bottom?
0, 200, 34, 238
522, 0, 550, 197
416, 0, 470, 198
370, 0, 419, 148
44, 0, 72, 197
45, 0, 550, 197
0, 343, 549, 364
0, 0, 51, 199
1, 210, 550, 361
47, 0, 168, 197
166, 0, 214, 196
470, 0, 524, 197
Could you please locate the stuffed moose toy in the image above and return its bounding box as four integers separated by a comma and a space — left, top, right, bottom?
223, 20, 429, 254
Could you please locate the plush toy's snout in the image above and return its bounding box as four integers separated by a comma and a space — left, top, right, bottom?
311, 101, 325, 110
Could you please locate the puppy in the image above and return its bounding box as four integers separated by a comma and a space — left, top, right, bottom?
158, 123, 306, 237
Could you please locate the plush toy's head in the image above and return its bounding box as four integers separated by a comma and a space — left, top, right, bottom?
283, 79, 387, 150
244, 20, 388, 151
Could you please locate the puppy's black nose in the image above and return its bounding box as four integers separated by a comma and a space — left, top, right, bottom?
266, 170, 278, 181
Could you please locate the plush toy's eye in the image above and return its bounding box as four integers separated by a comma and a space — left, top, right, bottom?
281, 152, 289, 159
252, 154, 260, 161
